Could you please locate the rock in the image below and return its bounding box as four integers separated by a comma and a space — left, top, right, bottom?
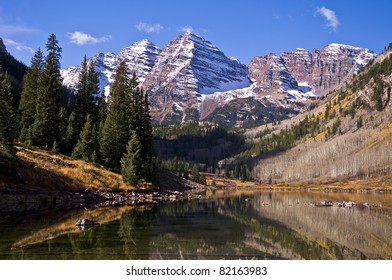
315, 200, 333, 207
248, 43, 375, 97
76, 218, 99, 226
343, 201, 357, 207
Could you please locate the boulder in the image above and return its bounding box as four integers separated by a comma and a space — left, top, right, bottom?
76, 218, 99, 226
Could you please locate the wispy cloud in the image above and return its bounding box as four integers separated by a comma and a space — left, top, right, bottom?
67, 31, 112, 46
179, 26, 193, 33
135, 22, 163, 33
317, 6, 340, 31
0, 24, 39, 34
4, 38, 34, 53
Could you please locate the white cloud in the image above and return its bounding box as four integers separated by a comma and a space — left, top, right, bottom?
135, 22, 163, 33
179, 26, 193, 33
67, 31, 112, 45
317, 6, 340, 31
0, 24, 39, 34
4, 38, 34, 53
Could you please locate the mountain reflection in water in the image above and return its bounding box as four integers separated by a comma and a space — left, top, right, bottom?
1, 190, 391, 260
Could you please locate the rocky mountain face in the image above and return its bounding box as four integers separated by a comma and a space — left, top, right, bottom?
143, 31, 250, 124
248, 43, 376, 98
118, 39, 161, 84
200, 44, 375, 126
61, 33, 376, 127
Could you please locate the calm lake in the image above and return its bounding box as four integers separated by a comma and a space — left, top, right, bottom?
1, 189, 392, 260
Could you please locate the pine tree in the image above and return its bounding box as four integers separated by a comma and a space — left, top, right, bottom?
19, 125, 27, 143
91, 123, 99, 163
32, 34, 63, 148
121, 131, 142, 185
129, 73, 142, 138
70, 56, 99, 149
100, 61, 131, 169
66, 111, 75, 153
141, 89, 153, 159
72, 114, 95, 162
240, 165, 248, 181
70, 56, 89, 148
97, 89, 108, 123
233, 165, 240, 179
58, 107, 68, 151
192, 164, 201, 183
0, 71, 16, 157
86, 60, 99, 122
19, 49, 44, 133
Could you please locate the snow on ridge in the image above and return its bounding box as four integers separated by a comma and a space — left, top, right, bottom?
200, 84, 256, 104
61, 39, 160, 94
201, 75, 251, 95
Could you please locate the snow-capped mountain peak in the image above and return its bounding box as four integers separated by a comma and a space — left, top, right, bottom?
61, 34, 376, 126
142, 32, 250, 95
61, 39, 160, 94
117, 39, 160, 83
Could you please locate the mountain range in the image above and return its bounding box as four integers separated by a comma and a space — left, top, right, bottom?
61, 32, 376, 126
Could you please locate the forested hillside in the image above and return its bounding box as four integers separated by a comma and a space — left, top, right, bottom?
1, 35, 154, 188
240, 44, 392, 183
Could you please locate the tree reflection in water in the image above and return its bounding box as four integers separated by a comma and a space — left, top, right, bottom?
1, 191, 392, 259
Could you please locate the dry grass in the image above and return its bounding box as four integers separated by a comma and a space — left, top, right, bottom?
16, 147, 138, 192
206, 174, 392, 192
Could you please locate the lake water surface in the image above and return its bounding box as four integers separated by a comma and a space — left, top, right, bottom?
1, 190, 392, 260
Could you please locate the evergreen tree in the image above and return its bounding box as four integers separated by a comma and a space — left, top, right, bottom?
32, 34, 63, 148
0, 71, 16, 157
141, 89, 153, 159
58, 107, 68, 151
240, 165, 248, 181
233, 165, 240, 179
121, 131, 142, 185
129, 73, 142, 138
192, 164, 201, 183
66, 111, 75, 153
87, 60, 99, 121
97, 89, 108, 123
72, 114, 95, 162
100, 61, 131, 169
70, 56, 89, 148
91, 123, 99, 163
70, 56, 99, 149
19, 125, 27, 143
19, 49, 44, 132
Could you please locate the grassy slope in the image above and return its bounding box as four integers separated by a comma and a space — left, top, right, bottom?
0, 147, 138, 194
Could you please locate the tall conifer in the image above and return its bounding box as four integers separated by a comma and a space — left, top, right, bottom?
0, 71, 16, 157
100, 61, 131, 169
121, 131, 142, 185
87, 60, 99, 121
141, 90, 153, 159
72, 114, 95, 162
19, 49, 44, 133
32, 34, 63, 147
97, 89, 108, 123
71, 57, 100, 150
70, 56, 89, 148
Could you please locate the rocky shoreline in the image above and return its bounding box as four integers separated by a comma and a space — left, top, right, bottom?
0, 187, 205, 213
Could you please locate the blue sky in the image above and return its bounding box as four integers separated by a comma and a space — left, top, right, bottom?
1, 0, 392, 68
